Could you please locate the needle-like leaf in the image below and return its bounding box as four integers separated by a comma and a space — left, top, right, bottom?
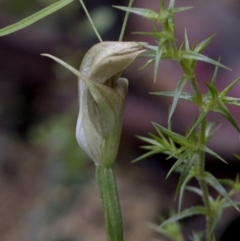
0, 0, 74, 36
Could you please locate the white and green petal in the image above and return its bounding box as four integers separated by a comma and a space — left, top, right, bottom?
42, 41, 145, 167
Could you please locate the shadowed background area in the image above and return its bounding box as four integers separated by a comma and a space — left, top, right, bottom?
0, 0, 240, 241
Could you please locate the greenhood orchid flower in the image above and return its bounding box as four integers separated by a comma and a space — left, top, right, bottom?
42, 41, 145, 167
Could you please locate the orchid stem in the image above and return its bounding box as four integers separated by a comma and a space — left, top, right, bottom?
96, 166, 123, 241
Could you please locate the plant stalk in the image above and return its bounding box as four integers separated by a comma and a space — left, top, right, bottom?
79, 0, 103, 42
119, 0, 135, 41
96, 166, 123, 241
198, 117, 214, 241
181, 60, 214, 239
179, 61, 202, 104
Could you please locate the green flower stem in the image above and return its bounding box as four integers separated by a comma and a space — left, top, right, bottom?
96, 166, 123, 241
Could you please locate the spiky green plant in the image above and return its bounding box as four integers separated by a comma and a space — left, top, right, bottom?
1, 1, 240, 241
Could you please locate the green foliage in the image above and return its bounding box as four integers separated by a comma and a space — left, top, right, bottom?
1, 0, 240, 241
117, 1, 240, 240
0, 0, 74, 36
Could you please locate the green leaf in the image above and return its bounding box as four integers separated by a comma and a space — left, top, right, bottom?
139, 58, 155, 70
132, 149, 161, 163
169, 75, 188, 121
149, 133, 169, 147
0, 0, 74, 36
153, 125, 169, 143
204, 146, 227, 164
215, 103, 240, 132
205, 82, 219, 99
137, 135, 160, 146
210, 57, 221, 86
166, 147, 185, 161
222, 201, 240, 209
113, 6, 159, 20
168, 0, 175, 9
153, 123, 187, 146
205, 122, 220, 141
175, 153, 198, 212
154, 46, 163, 82
142, 44, 158, 51
178, 173, 193, 212
151, 91, 193, 102
223, 96, 240, 106
160, 206, 206, 227
172, 7, 193, 13
203, 172, 239, 211
184, 29, 190, 51
186, 186, 214, 202
221, 77, 240, 96
175, 154, 196, 205
166, 154, 185, 179
235, 154, 240, 161
218, 178, 235, 187
182, 51, 230, 70
194, 35, 215, 54
187, 111, 206, 137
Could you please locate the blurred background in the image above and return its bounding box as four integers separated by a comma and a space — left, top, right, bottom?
0, 0, 240, 241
